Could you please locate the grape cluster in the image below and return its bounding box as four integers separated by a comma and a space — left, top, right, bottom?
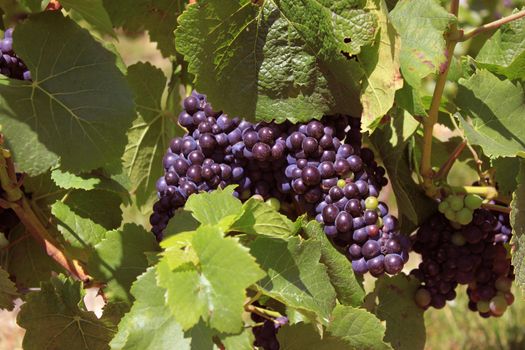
412, 209, 514, 317
151, 92, 406, 277
0, 28, 31, 81
438, 194, 483, 225
250, 309, 288, 350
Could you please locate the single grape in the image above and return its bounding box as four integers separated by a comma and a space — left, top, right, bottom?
448, 195, 464, 211
495, 276, 512, 292
456, 207, 473, 225
477, 300, 490, 313
465, 194, 483, 210
438, 200, 449, 214
384, 254, 404, 275
362, 240, 381, 259
365, 196, 378, 210
489, 295, 507, 316
415, 288, 432, 308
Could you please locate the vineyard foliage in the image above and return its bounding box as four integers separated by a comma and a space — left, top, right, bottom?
0, 0, 524, 349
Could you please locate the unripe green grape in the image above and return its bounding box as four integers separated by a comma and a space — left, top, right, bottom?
477, 300, 490, 313
456, 207, 473, 225
365, 196, 379, 210
337, 179, 346, 188
448, 195, 464, 211
265, 197, 281, 211
495, 276, 512, 292
464, 194, 483, 210
489, 295, 507, 316
445, 208, 456, 222
438, 201, 449, 214
415, 288, 431, 308
252, 194, 264, 202
451, 232, 466, 246
377, 216, 383, 228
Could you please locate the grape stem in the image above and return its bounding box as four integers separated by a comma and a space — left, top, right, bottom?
456, 9, 525, 42
447, 185, 498, 199
482, 203, 511, 214
434, 140, 467, 180
420, 0, 459, 191
449, 114, 485, 183
246, 304, 283, 320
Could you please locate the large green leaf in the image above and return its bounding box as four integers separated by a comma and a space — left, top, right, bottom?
456, 70, 525, 158
103, 0, 186, 57
374, 274, 425, 350
359, 0, 402, 132
476, 9, 525, 80
157, 225, 265, 333
370, 111, 436, 233
110, 268, 191, 350
511, 159, 525, 293
389, 0, 455, 102
185, 186, 242, 227
302, 220, 364, 306
17, 275, 116, 350
175, 0, 375, 122
60, 0, 116, 38
0, 266, 19, 311
230, 198, 299, 238
88, 224, 159, 304
278, 323, 349, 349
249, 236, 336, 325
123, 62, 180, 207
0, 12, 134, 175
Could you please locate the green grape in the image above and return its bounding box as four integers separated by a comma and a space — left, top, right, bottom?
448, 195, 464, 211
495, 276, 512, 292
456, 207, 473, 225
337, 179, 346, 188
444, 208, 456, 222
365, 196, 379, 210
377, 216, 383, 228
252, 194, 264, 202
464, 194, 483, 210
451, 232, 466, 246
477, 300, 490, 313
489, 295, 507, 316
438, 201, 449, 214
265, 197, 281, 211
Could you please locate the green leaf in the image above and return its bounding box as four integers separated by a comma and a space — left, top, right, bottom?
0, 266, 19, 311
185, 186, 242, 228
51, 169, 101, 190
110, 268, 191, 350
6, 224, 64, 289
456, 69, 525, 158
103, 0, 185, 57
0, 12, 134, 175
220, 328, 254, 350
370, 111, 436, 232
359, 0, 402, 132
123, 62, 181, 207
60, 0, 116, 38
52, 190, 123, 253
230, 198, 299, 238
157, 225, 265, 333
88, 224, 159, 304
327, 305, 391, 350
374, 274, 425, 350
250, 236, 336, 325
175, 0, 373, 122
278, 322, 349, 349
17, 275, 116, 349
492, 157, 520, 197
389, 0, 455, 96
476, 9, 525, 80
302, 220, 364, 307
511, 159, 525, 293
164, 209, 200, 238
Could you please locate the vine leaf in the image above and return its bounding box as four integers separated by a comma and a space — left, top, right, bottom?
6, 224, 64, 289
455, 69, 525, 158
230, 198, 300, 238
157, 225, 265, 333
110, 268, 192, 350
511, 159, 525, 293
0, 12, 134, 176
249, 236, 336, 325
370, 111, 436, 233
185, 186, 242, 228
0, 267, 19, 311
278, 322, 349, 349
476, 9, 525, 80
359, 0, 402, 132
374, 274, 426, 350
60, 0, 116, 38
87, 224, 159, 304
302, 220, 364, 307
17, 275, 116, 349
102, 0, 185, 57
389, 0, 455, 109
175, 0, 378, 123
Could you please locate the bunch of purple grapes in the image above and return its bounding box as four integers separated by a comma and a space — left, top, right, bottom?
151, 92, 408, 277
0, 28, 31, 81
412, 209, 515, 317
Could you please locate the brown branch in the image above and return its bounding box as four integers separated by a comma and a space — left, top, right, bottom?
459, 9, 525, 41
482, 203, 511, 214
434, 140, 467, 180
